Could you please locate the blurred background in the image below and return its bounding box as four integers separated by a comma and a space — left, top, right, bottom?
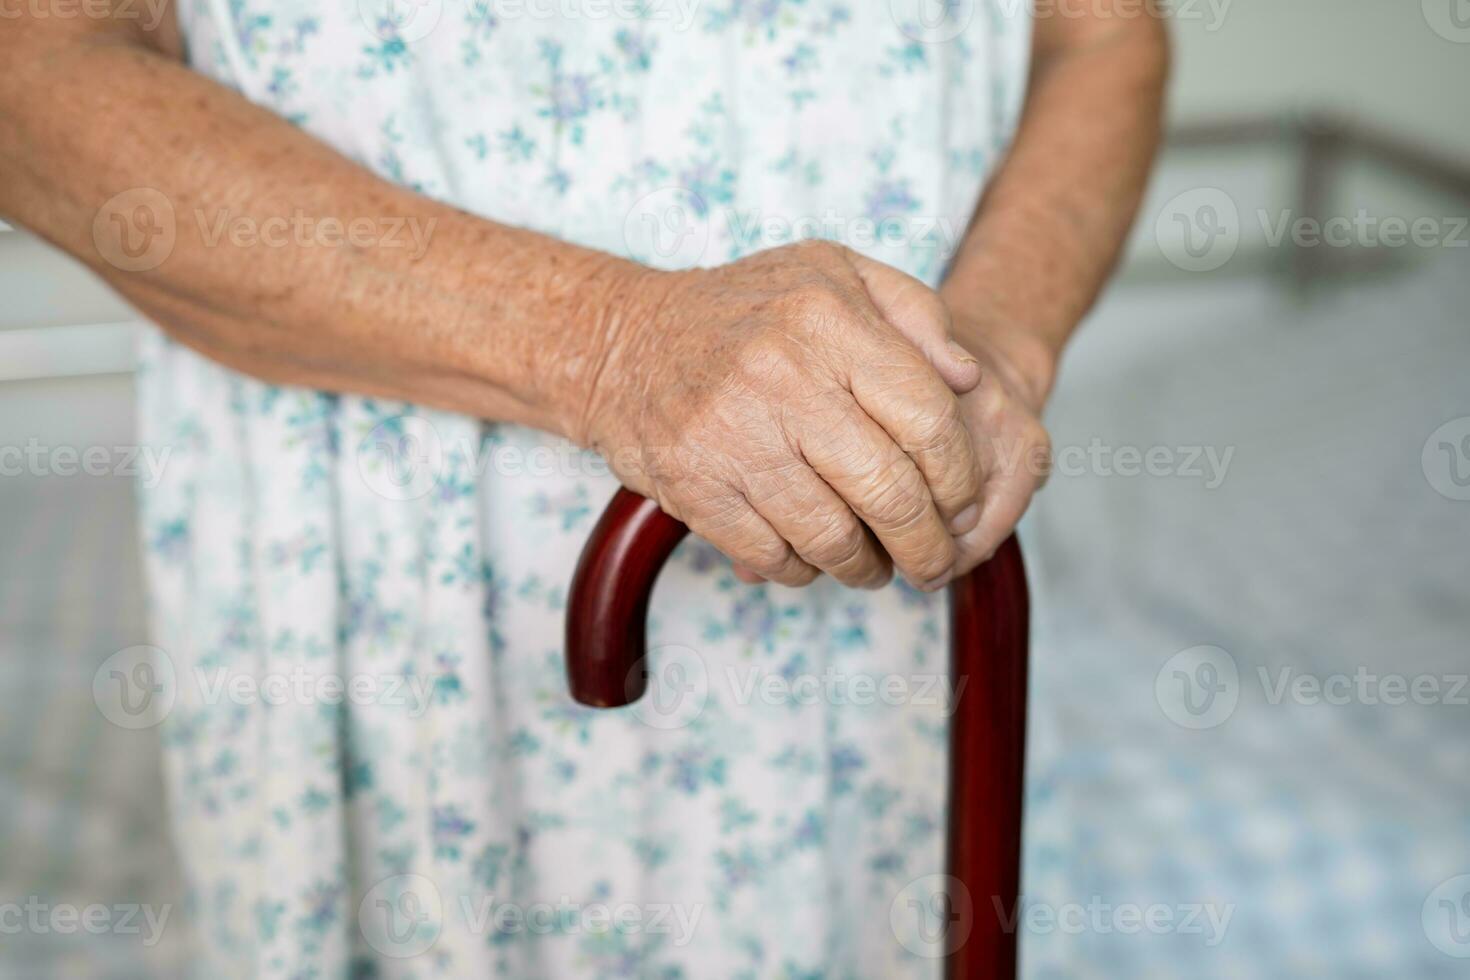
1, 1, 1467, 976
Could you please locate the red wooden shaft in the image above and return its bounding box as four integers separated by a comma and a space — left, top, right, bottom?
945, 534, 1028, 978
565, 488, 1029, 979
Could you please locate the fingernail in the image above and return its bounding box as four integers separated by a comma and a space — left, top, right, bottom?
948, 340, 978, 366
949, 503, 980, 535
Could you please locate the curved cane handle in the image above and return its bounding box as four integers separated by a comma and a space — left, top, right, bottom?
565, 489, 690, 706
565, 487, 1029, 979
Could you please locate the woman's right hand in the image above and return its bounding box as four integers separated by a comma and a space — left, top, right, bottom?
576, 241, 984, 592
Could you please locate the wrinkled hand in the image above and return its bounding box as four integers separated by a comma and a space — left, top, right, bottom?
722, 289, 1056, 586
579, 241, 984, 590
943, 307, 1054, 578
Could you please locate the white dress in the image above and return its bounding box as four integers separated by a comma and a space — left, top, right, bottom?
138, 2, 1033, 975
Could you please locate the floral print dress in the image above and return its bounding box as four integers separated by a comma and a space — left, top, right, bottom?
139, 2, 1032, 976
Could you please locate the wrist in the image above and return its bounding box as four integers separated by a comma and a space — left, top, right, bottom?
446, 226, 665, 445
940, 287, 1060, 411
553, 257, 672, 451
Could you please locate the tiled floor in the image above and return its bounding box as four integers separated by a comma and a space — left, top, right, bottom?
0, 474, 188, 977
1019, 252, 1470, 977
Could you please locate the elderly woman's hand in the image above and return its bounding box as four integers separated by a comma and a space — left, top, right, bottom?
943, 307, 1054, 577
577, 241, 985, 591
701, 279, 1057, 588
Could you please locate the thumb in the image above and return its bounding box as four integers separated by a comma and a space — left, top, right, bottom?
847, 251, 981, 394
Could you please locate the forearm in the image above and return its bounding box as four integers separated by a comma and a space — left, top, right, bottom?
942, 5, 1170, 404
0, 16, 631, 440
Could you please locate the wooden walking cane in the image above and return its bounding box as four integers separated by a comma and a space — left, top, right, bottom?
565, 487, 1030, 979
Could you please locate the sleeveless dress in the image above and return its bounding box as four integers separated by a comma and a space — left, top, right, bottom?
138, 3, 1033, 976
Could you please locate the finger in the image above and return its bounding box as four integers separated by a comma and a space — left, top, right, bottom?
843, 341, 984, 538
953, 490, 1025, 576
733, 564, 765, 584
953, 466, 1038, 577
740, 457, 893, 589
680, 488, 821, 589
793, 402, 958, 591
846, 252, 981, 394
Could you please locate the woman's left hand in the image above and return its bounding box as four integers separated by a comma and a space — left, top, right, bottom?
942, 303, 1055, 578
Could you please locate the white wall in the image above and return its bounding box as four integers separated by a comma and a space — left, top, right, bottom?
1167, 0, 1470, 155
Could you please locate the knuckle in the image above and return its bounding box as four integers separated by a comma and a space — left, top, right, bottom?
786, 283, 846, 324
642, 443, 693, 488
809, 419, 878, 471
736, 334, 801, 383
1011, 420, 1052, 483
910, 398, 969, 460
804, 516, 868, 570
863, 461, 931, 530
667, 481, 730, 526
791, 238, 848, 265
975, 379, 1010, 421
739, 458, 810, 506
